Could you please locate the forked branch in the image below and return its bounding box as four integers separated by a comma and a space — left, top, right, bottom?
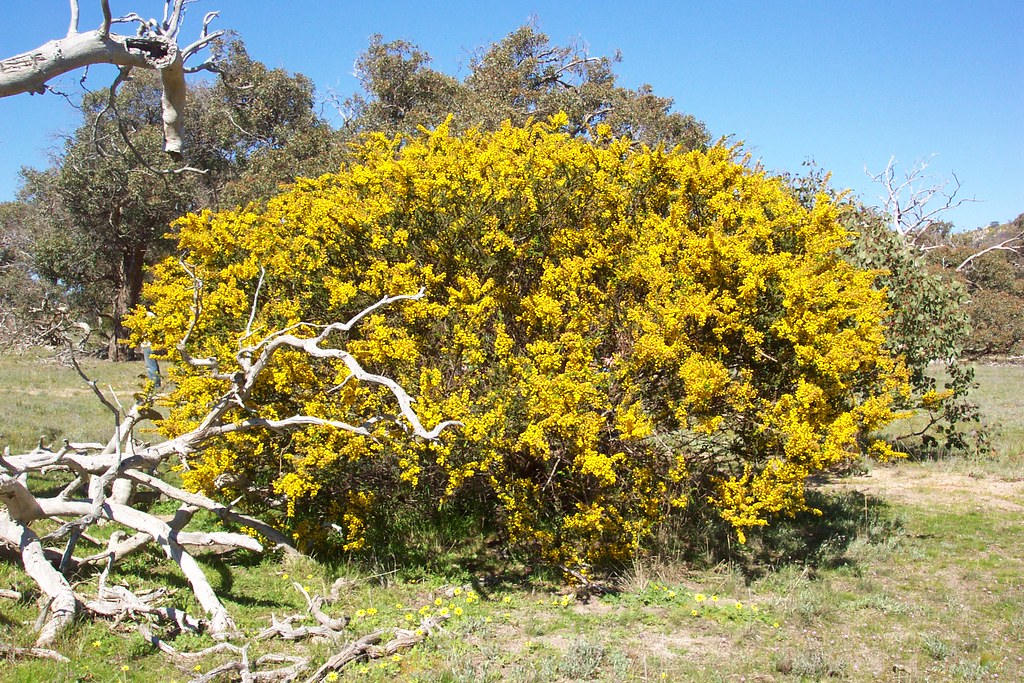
0, 0, 225, 155
0, 285, 458, 647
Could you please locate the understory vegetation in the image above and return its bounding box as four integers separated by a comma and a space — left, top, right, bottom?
1, 356, 1022, 681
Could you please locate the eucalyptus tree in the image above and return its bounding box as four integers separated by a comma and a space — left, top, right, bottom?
349, 24, 709, 151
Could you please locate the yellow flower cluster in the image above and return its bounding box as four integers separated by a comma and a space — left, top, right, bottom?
128, 115, 909, 564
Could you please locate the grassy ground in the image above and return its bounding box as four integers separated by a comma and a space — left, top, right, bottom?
0, 349, 151, 452
1, 353, 1022, 682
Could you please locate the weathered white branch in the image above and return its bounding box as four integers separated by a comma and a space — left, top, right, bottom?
956, 233, 1023, 271
67, 0, 81, 37
867, 156, 976, 246
1, 285, 458, 650
122, 468, 299, 553
0, 509, 78, 646
1, 0, 224, 155
34, 497, 241, 635
0, 32, 169, 96
0, 643, 69, 662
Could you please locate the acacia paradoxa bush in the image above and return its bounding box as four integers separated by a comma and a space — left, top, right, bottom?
128, 116, 910, 566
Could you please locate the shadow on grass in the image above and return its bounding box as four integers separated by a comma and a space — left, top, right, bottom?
656, 487, 903, 583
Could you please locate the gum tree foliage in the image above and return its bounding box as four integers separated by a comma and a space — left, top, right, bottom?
129, 118, 911, 567
17, 41, 330, 358
0, 201, 69, 347
348, 24, 709, 151
787, 163, 988, 455
938, 213, 1024, 357
843, 206, 984, 452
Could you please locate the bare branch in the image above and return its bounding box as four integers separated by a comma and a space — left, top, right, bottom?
867, 156, 977, 247
164, 0, 187, 37
0, 506, 78, 646
67, 0, 80, 37
99, 0, 113, 38
0, 643, 69, 662
122, 468, 298, 553
240, 265, 267, 345
182, 30, 225, 62
2, 1, 224, 156
956, 233, 1023, 272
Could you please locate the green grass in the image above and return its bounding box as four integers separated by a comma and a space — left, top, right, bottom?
1, 356, 1023, 681
0, 349, 151, 452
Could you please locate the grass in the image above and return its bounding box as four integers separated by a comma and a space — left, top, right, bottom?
1, 352, 1022, 681
0, 349, 151, 452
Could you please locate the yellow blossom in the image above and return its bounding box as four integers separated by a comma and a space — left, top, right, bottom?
131, 117, 911, 565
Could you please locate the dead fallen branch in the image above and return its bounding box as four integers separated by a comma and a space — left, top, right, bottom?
304, 614, 450, 683
0, 287, 456, 648
0, 643, 69, 662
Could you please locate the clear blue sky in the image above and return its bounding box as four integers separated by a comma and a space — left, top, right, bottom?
1, 1, 1020, 229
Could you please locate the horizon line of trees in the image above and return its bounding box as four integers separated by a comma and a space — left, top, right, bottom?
0, 21, 1019, 454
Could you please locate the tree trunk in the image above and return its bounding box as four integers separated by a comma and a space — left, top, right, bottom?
108, 246, 147, 361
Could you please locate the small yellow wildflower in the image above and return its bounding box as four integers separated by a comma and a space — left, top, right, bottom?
454, 607, 464, 616
405, 613, 414, 621
395, 603, 404, 609
465, 594, 477, 603
453, 588, 462, 596
735, 602, 743, 609
668, 590, 676, 598
691, 609, 699, 616
91, 640, 101, 648
194, 665, 202, 672
439, 607, 449, 616
695, 594, 706, 602
326, 673, 339, 682
711, 595, 719, 602
121, 666, 130, 672
502, 596, 512, 603
355, 609, 366, 618
751, 605, 759, 612
281, 573, 289, 580
306, 574, 313, 580
773, 622, 780, 628
391, 654, 402, 662
434, 597, 443, 606
366, 607, 378, 616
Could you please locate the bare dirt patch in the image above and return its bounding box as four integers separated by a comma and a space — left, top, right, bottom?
819, 464, 1024, 512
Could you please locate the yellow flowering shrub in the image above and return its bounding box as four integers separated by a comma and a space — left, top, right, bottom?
128, 115, 910, 564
